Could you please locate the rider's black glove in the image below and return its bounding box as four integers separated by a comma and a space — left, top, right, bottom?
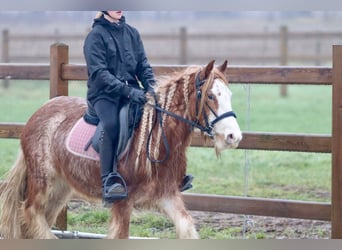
128, 88, 147, 105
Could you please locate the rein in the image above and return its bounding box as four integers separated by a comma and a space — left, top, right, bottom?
145, 70, 237, 163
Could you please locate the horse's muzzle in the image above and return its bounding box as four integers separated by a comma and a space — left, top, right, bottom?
225, 131, 243, 148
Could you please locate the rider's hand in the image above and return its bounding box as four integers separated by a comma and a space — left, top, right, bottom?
128, 88, 147, 105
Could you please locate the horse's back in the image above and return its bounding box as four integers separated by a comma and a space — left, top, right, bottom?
22, 96, 86, 139
34, 95, 86, 121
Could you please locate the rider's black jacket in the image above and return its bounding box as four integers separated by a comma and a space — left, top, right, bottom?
83, 15, 155, 105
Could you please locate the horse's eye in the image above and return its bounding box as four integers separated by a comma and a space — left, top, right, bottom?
208, 94, 214, 100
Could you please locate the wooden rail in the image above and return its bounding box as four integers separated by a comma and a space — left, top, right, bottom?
0, 63, 332, 84
183, 193, 330, 221
0, 125, 331, 154
1, 43, 342, 238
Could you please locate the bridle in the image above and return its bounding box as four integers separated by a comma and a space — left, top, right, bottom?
193, 72, 236, 138
145, 69, 237, 163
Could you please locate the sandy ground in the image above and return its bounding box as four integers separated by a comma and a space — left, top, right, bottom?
190, 211, 330, 239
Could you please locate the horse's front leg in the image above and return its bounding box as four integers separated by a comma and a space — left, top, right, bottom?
107, 201, 133, 239
159, 194, 199, 239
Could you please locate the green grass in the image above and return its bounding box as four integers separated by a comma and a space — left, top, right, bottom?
0, 80, 332, 238
67, 210, 109, 234
187, 149, 330, 202
229, 84, 331, 134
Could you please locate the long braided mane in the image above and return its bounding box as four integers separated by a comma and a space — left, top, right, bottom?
132, 65, 226, 178
133, 66, 199, 178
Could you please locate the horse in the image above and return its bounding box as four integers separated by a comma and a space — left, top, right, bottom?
0, 60, 242, 239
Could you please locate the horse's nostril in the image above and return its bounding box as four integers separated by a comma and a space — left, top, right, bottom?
227, 133, 234, 144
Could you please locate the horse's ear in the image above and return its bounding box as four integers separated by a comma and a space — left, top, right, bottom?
201, 60, 215, 79
218, 60, 228, 73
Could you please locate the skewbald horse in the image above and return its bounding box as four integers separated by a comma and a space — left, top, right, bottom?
0, 60, 242, 239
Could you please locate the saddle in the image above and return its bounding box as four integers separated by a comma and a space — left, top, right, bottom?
66, 101, 143, 161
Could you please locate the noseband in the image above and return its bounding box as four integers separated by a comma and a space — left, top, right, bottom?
145, 69, 237, 163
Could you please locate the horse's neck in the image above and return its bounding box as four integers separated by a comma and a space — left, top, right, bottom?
158, 77, 196, 139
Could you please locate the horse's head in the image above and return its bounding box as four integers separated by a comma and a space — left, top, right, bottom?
195, 60, 242, 154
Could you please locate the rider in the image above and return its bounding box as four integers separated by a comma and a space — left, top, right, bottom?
83, 11, 193, 206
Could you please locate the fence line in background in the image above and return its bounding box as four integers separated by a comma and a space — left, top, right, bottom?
2, 26, 342, 65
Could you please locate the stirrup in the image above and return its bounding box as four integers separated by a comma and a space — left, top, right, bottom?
102, 173, 128, 207
180, 174, 194, 192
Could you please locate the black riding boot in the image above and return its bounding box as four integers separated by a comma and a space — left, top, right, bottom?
99, 131, 127, 207
180, 174, 194, 192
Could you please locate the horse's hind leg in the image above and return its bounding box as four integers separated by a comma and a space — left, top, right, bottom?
158, 194, 199, 239
44, 178, 73, 230
22, 193, 57, 238
23, 171, 72, 239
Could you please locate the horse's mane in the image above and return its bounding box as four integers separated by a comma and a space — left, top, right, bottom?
132, 66, 199, 177
156, 65, 227, 122
156, 66, 199, 93
132, 65, 227, 178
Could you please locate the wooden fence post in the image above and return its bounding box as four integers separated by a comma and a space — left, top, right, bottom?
50, 43, 68, 98
179, 27, 187, 65
54, 28, 61, 43
331, 45, 342, 238
49, 43, 68, 230
280, 26, 288, 97
2, 29, 10, 88
315, 41, 321, 66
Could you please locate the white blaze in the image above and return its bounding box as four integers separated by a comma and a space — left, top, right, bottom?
210, 79, 242, 150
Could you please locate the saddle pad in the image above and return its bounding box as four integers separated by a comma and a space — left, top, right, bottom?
66, 118, 100, 161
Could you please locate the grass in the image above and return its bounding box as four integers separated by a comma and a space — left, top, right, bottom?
0, 80, 332, 238
67, 210, 109, 234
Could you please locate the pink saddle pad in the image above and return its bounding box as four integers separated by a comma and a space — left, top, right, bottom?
66, 118, 100, 161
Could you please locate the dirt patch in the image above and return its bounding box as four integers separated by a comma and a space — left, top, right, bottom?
190, 211, 330, 239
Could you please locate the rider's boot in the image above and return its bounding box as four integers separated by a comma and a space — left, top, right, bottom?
180, 174, 194, 192
99, 131, 127, 207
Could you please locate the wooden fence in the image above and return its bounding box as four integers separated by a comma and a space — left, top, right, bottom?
1, 43, 342, 238
2, 26, 342, 65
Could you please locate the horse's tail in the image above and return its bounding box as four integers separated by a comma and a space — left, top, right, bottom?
0, 148, 27, 239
